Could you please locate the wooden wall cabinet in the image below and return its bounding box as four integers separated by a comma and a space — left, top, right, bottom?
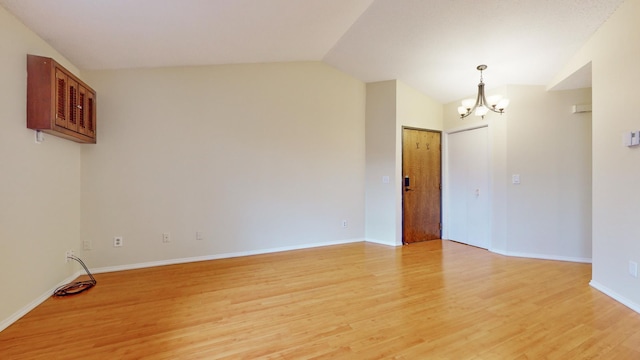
27, 54, 97, 144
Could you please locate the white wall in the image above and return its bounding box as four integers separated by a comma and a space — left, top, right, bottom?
80, 62, 366, 268
444, 85, 592, 261
552, 0, 640, 310
0, 6, 83, 329
365, 80, 442, 246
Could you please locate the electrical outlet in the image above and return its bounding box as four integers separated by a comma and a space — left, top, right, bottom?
35, 130, 44, 143
113, 236, 123, 247
162, 233, 171, 243
196, 231, 204, 241
83, 240, 92, 250
65, 250, 74, 262
341, 220, 348, 228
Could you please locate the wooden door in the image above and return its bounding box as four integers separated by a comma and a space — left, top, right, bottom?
402, 128, 442, 244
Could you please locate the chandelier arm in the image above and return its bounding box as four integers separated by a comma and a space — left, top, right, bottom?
459, 81, 488, 119
480, 83, 504, 114
458, 82, 481, 118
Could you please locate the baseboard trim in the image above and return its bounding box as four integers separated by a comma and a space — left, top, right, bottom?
590, 280, 640, 314
90, 238, 365, 274
364, 238, 400, 247
0, 270, 83, 333
489, 248, 592, 264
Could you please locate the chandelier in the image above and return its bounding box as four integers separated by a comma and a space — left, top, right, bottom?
457, 65, 509, 119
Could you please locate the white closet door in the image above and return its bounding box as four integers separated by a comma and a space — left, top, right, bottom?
447, 127, 489, 249
447, 131, 468, 243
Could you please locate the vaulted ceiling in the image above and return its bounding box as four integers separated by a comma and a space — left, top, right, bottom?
0, 0, 623, 103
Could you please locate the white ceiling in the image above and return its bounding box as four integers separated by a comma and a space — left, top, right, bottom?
0, 0, 623, 103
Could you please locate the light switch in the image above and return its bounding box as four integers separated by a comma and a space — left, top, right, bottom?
632, 131, 640, 146
382, 176, 390, 184
630, 261, 638, 278
512, 174, 520, 185
623, 131, 640, 147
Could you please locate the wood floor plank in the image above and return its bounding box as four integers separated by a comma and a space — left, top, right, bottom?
1, 240, 639, 359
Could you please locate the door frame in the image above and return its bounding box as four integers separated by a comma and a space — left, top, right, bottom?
401, 126, 443, 244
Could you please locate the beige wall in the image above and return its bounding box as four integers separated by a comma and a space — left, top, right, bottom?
552, 0, 640, 310
81, 62, 366, 268
365, 80, 442, 246
0, 6, 83, 329
503, 86, 591, 259
444, 85, 592, 261
365, 81, 397, 245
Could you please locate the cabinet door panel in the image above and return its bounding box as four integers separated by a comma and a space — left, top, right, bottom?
78, 85, 88, 135
67, 78, 79, 132
54, 68, 68, 128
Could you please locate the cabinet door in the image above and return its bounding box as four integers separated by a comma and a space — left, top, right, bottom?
77, 85, 96, 138
67, 77, 79, 132
54, 68, 68, 128
78, 85, 88, 135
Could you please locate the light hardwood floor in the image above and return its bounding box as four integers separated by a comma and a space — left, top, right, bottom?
1, 240, 639, 359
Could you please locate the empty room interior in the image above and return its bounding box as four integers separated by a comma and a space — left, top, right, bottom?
1, 0, 640, 358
